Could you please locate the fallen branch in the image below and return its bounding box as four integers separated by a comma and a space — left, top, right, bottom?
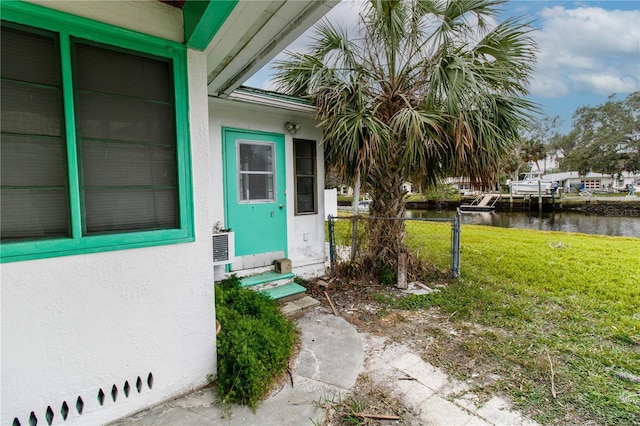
286, 367, 294, 388
546, 348, 557, 399
324, 291, 339, 316
355, 413, 401, 420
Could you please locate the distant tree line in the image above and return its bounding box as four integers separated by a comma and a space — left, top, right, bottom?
502, 92, 639, 182
548, 92, 639, 177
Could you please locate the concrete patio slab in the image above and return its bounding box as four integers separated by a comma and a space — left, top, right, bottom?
419, 394, 475, 425
115, 307, 538, 426
113, 307, 362, 426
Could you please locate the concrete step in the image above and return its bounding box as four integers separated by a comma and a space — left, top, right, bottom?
280, 295, 321, 316
239, 271, 294, 288
262, 282, 307, 300
239, 271, 305, 300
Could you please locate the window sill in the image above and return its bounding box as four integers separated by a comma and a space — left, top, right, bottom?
1, 229, 194, 263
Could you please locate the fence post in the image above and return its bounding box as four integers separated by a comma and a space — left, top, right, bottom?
397, 252, 408, 289
350, 216, 358, 262
451, 210, 461, 277
328, 215, 335, 276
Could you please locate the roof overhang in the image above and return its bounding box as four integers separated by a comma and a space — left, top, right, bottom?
225, 86, 316, 114
200, 0, 338, 97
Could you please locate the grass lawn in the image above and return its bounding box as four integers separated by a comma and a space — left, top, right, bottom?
423, 226, 640, 424
324, 219, 639, 423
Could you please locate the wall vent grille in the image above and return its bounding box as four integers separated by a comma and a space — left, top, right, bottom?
213, 232, 234, 265
11, 372, 153, 425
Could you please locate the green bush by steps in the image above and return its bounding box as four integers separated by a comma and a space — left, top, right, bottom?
215, 275, 297, 408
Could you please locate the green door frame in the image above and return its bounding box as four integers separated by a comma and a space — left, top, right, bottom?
222, 127, 287, 270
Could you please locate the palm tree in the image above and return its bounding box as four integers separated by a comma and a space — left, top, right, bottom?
274, 0, 537, 277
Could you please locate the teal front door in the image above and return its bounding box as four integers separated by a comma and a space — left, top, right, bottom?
222, 128, 287, 270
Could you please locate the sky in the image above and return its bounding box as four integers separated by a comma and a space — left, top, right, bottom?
244, 0, 640, 136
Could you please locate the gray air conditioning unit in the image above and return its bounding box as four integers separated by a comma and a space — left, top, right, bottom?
212, 232, 235, 265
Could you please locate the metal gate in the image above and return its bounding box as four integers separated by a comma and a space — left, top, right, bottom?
327, 212, 461, 278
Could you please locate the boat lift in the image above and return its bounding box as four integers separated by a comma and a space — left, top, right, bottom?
460, 193, 500, 212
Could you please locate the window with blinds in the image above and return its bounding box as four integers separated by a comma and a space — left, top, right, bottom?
293, 139, 317, 214
1, 25, 69, 240
73, 41, 178, 234
0, 10, 190, 261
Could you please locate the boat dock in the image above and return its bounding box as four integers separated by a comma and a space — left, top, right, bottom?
459, 192, 640, 213
460, 193, 499, 212
471, 192, 563, 213
459, 192, 560, 213
356, 194, 640, 213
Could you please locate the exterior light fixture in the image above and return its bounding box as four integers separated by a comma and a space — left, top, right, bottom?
285, 122, 301, 135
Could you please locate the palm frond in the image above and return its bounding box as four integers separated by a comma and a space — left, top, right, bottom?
272, 51, 323, 97
273, 0, 538, 192
472, 16, 538, 95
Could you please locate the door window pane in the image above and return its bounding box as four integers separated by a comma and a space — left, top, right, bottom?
238, 141, 275, 202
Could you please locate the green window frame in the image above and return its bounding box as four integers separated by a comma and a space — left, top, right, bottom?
293, 138, 317, 215
0, 2, 194, 263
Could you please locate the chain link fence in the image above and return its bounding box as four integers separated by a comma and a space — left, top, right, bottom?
327, 212, 461, 279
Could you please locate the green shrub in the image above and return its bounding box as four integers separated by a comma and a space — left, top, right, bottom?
378, 266, 395, 286
215, 276, 297, 408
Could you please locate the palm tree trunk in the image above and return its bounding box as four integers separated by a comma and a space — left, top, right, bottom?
367, 166, 407, 280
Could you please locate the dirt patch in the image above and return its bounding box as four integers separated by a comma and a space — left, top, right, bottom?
299, 277, 530, 422
319, 373, 422, 425
299, 276, 605, 425
302, 277, 493, 381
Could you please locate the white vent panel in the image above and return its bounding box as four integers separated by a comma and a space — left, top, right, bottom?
213, 232, 235, 265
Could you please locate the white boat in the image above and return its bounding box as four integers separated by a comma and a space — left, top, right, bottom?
337, 199, 372, 213
507, 172, 556, 195
356, 199, 372, 211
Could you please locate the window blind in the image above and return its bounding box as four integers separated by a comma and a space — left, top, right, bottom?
0, 25, 69, 240
73, 41, 178, 234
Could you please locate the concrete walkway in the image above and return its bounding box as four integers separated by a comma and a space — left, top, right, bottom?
362, 334, 538, 426
115, 305, 537, 425
114, 307, 363, 425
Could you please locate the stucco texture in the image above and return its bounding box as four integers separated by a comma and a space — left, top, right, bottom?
1, 6, 216, 425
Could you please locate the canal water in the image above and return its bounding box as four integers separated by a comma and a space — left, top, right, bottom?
407, 210, 640, 238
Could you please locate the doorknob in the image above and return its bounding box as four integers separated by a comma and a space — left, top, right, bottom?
279, 204, 284, 209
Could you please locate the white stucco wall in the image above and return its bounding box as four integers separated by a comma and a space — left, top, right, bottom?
26, 0, 184, 42
208, 98, 327, 279
1, 4, 216, 426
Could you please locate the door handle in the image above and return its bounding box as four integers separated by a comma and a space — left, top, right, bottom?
279, 204, 284, 209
